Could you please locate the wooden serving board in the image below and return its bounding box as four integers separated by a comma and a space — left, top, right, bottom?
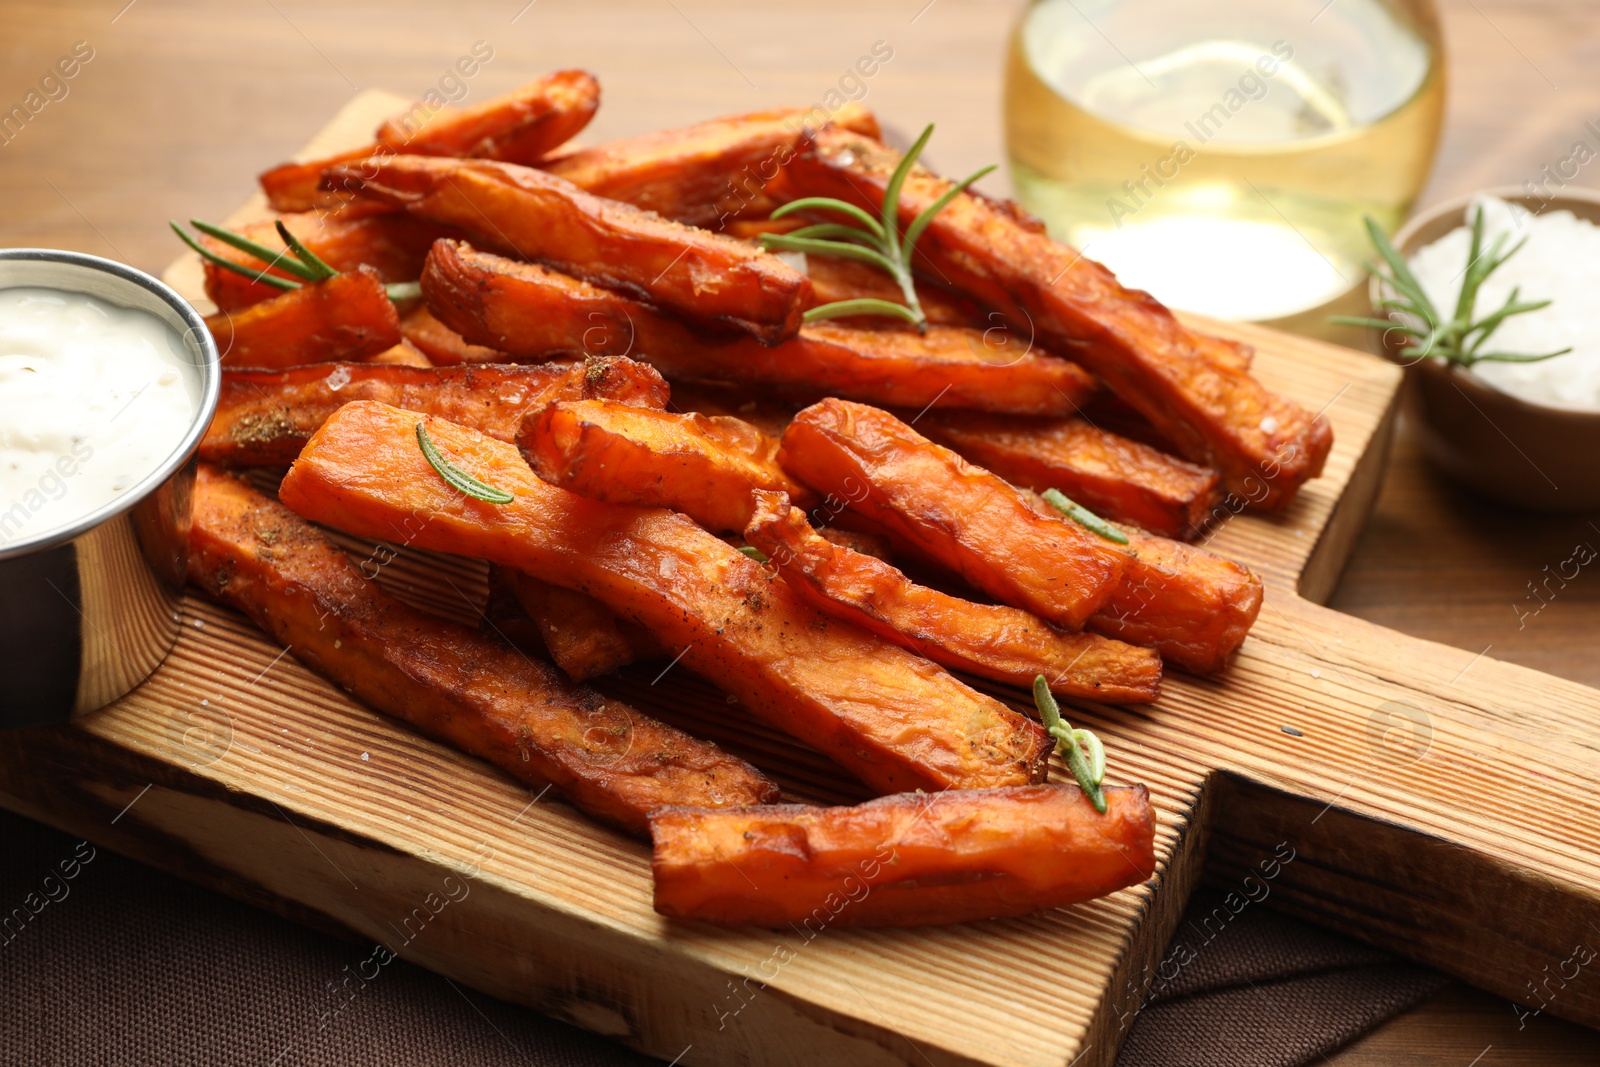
4, 92, 1598, 1066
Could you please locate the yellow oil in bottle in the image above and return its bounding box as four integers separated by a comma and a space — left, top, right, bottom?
1004, 0, 1444, 323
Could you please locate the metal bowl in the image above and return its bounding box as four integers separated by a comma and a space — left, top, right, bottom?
1371, 186, 1600, 512
0, 249, 220, 729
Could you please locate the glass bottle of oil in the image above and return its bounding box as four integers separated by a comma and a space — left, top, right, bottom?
1004, 0, 1444, 327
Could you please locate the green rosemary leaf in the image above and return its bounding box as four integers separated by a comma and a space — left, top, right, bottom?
1073, 727, 1106, 786
770, 196, 886, 241
758, 234, 901, 276
1372, 272, 1436, 325
1041, 488, 1130, 545
1452, 207, 1490, 327
881, 123, 936, 258
1365, 216, 1440, 326
415, 422, 513, 504
773, 222, 882, 246
1344, 209, 1561, 368
1463, 289, 1537, 352
274, 219, 338, 280
188, 218, 320, 283
738, 545, 768, 563
801, 298, 922, 325
1328, 315, 1421, 332
1467, 348, 1573, 364
1330, 315, 1431, 339
765, 123, 990, 336
1032, 675, 1107, 814
170, 222, 300, 292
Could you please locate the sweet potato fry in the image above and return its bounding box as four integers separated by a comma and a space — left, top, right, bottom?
782, 129, 1332, 509
544, 104, 877, 228
261, 72, 601, 212
779, 399, 1260, 670
259, 146, 391, 215
326, 157, 812, 344
649, 784, 1157, 927
190, 465, 778, 835
518, 399, 814, 533
422, 240, 1095, 416
200, 358, 668, 466
918, 411, 1223, 541
1089, 526, 1262, 676
375, 69, 600, 164
366, 339, 433, 367
400, 305, 507, 365
777, 322, 1096, 416
279, 401, 1052, 793
744, 491, 1161, 703
779, 400, 1126, 630
495, 566, 662, 682
201, 209, 456, 312
204, 267, 401, 369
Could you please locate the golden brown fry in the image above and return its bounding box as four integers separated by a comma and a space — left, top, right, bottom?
279, 401, 1052, 793
779, 322, 1096, 416
744, 491, 1162, 703
517, 399, 815, 533
777, 399, 1261, 671
649, 785, 1157, 927
375, 69, 600, 163
400, 305, 507, 365
545, 104, 878, 228
201, 209, 455, 312
422, 240, 1096, 416
1089, 526, 1262, 676
190, 465, 778, 836
258, 146, 391, 216
327, 157, 812, 344
366, 339, 434, 367
204, 267, 401, 369
200, 358, 668, 466
783, 129, 1332, 510
494, 565, 662, 682
261, 72, 601, 212
918, 411, 1223, 541
779, 399, 1127, 630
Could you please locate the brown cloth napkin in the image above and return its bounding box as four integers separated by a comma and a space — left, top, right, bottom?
1114, 888, 1449, 1066
1, 809, 1444, 1066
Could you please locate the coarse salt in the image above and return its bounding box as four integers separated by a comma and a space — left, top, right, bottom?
1408, 196, 1600, 409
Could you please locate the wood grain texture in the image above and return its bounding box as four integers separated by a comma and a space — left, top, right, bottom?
6, 86, 1598, 1067
2, 2, 1599, 1062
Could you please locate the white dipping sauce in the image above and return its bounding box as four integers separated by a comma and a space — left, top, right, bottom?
0, 287, 199, 548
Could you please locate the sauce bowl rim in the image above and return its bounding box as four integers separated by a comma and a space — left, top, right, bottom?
0, 247, 221, 561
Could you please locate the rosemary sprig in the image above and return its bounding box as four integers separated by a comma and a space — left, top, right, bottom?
415, 422, 513, 504
171, 218, 420, 304
1041, 488, 1129, 545
760, 123, 995, 334
1331, 208, 1572, 367
1033, 675, 1107, 814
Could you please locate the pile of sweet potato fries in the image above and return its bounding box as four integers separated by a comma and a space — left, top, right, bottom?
184, 70, 1331, 928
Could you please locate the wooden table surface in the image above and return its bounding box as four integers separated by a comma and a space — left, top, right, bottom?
3, 0, 1597, 1061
